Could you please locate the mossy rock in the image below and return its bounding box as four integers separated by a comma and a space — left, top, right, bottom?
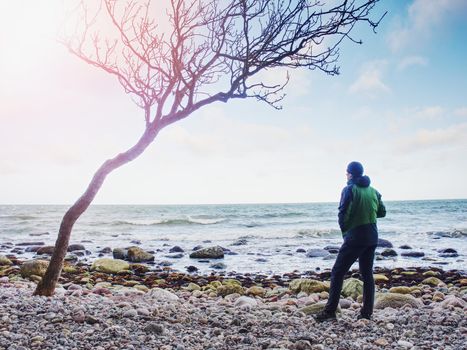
422, 277, 444, 287
388, 286, 412, 294
289, 279, 329, 294
217, 284, 244, 297
374, 274, 389, 282
222, 279, 241, 286
134, 285, 149, 293
20, 260, 49, 278
400, 271, 417, 276
0, 255, 12, 266
62, 265, 78, 274
246, 286, 266, 297
186, 283, 201, 291
91, 258, 130, 274
342, 278, 363, 299
204, 280, 222, 291
300, 302, 341, 316
423, 270, 441, 277
375, 293, 423, 309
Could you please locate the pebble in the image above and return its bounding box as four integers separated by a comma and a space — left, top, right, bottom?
374, 338, 389, 346
0, 266, 464, 350
123, 309, 138, 318
397, 340, 414, 348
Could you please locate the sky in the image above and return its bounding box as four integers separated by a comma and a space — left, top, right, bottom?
0, 0, 466, 205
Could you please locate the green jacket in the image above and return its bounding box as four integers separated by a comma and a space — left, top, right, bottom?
338, 175, 386, 236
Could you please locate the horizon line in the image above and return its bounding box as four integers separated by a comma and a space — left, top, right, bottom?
1, 197, 466, 206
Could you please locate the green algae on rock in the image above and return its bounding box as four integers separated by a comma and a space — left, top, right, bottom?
375, 292, 423, 309
91, 258, 130, 274
341, 278, 363, 299
20, 260, 49, 278
289, 279, 329, 294
0, 255, 12, 266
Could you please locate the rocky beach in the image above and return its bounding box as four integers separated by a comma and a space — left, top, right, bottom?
0, 244, 466, 350
0, 202, 466, 349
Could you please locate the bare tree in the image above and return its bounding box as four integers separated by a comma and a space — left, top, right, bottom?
34, 0, 384, 296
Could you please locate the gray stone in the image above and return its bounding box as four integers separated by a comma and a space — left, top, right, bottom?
68, 244, 85, 252
210, 262, 227, 269
381, 248, 398, 257
113, 248, 127, 260
169, 246, 184, 253
127, 246, 154, 262
189, 246, 224, 259
401, 251, 425, 257
15, 241, 45, 246
144, 322, 165, 335
305, 249, 329, 258
377, 238, 393, 248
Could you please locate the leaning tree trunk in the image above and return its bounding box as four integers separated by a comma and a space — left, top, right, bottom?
34, 125, 160, 296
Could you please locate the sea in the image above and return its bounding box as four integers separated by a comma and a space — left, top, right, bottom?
0, 200, 466, 274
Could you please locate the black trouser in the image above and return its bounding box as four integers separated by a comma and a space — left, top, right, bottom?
324, 242, 377, 317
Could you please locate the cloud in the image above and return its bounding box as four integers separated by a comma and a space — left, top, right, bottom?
397, 56, 428, 70
412, 106, 444, 120
395, 122, 467, 153
454, 107, 467, 117
388, 0, 467, 51
162, 106, 295, 158
349, 61, 390, 97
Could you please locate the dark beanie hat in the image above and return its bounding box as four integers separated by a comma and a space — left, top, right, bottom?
347, 161, 364, 177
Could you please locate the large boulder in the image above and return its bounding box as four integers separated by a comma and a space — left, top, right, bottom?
289, 279, 329, 294
374, 293, 423, 309
20, 260, 49, 278
127, 246, 154, 262
341, 278, 363, 299
91, 258, 130, 274
189, 246, 224, 259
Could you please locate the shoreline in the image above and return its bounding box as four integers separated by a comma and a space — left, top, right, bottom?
0, 257, 466, 349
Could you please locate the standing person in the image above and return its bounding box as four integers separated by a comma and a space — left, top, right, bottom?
315, 161, 386, 322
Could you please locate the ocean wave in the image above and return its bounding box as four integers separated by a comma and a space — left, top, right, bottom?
255, 212, 306, 219
242, 222, 262, 228
294, 228, 341, 238
108, 217, 225, 227
426, 230, 466, 238
0, 215, 38, 220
